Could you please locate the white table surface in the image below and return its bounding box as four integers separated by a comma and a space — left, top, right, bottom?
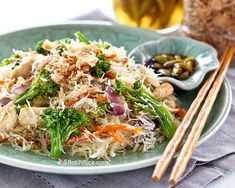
0, 1, 234, 187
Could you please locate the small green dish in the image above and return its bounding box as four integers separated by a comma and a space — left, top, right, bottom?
129, 37, 220, 90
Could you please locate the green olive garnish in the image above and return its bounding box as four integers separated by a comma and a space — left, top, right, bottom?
178, 71, 190, 80
146, 53, 197, 80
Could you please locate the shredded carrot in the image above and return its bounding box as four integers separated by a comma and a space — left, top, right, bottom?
66, 124, 141, 145
105, 53, 117, 59
67, 135, 86, 143
108, 130, 124, 144
67, 98, 81, 107
121, 57, 128, 64
0, 136, 8, 143
93, 48, 101, 55
68, 130, 125, 145
66, 131, 100, 144
0, 80, 4, 85
97, 95, 107, 103
105, 71, 116, 79
79, 127, 87, 131
96, 124, 143, 134
78, 134, 95, 140
75, 134, 86, 141
67, 89, 93, 107
177, 107, 187, 118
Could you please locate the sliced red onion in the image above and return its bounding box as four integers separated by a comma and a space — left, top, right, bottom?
11, 85, 29, 95
110, 103, 125, 116
11, 79, 32, 95
0, 97, 11, 106
31, 64, 38, 76
106, 87, 121, 104
106, 87, 125, 116
32, 56, 52, 75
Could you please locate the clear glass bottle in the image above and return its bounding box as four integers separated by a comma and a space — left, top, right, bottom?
182, 0, 235, 65
113, 0, 183, 30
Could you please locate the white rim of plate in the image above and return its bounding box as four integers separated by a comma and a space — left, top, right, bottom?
0, 20, 113, 36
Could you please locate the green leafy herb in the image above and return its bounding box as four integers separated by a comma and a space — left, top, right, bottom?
95, 43, 111, 49
115, 80, 176, 139
90, 53, 111, 78
60, 38, 72, 44
90, 102, 112, 118
42, 108, 91, 159
35, 40, 49, 55
74, 31, 90, 45
0, 53, 20, 67
14, 69, 59, 105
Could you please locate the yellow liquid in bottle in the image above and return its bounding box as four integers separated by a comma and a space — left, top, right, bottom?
113, 0, 183, 30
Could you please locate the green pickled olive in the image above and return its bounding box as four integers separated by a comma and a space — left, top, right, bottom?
178, 71, 190, 80
174, 63, 180, 68
157, 69, 171, 77
153, 63, 162, 69
168, 68, 173, 74
155, 55, 168, 65
166, 55, 175, 61
146, 53, 197, 81
172, 66, 183, 77
186, 61, 196, 73
174, 55, 182, 59
162, 54, 168, 58
163, 60, 181, 69
177, 62, 190, 71
184, 56, 196, 64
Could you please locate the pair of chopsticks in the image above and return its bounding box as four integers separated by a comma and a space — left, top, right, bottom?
152, 45, 235, 185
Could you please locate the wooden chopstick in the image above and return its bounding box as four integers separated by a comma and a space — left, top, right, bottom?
169, 45, 235, 185
151, 48, 228, 182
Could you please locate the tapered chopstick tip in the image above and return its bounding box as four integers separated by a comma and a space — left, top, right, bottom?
152, 175, 160, 182
169, 178, 177, 185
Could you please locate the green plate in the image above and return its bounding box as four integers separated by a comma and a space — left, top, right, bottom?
0, 22, 232, 174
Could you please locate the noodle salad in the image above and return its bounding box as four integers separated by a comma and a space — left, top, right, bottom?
0, 32, 185, 160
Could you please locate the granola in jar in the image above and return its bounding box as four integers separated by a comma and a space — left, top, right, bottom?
182, 0, 235, 65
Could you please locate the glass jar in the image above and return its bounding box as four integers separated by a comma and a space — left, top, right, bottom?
182, 0, 235, 65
